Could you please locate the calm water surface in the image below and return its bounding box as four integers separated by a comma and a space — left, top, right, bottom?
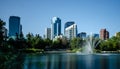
23, 53, 120, 69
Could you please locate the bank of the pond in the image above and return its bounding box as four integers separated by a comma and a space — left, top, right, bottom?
19, 48, 120, 54
19, 48, 44, 53
19, 48, 73, 53
67, 49, 120, 53
101, 50, 120, 53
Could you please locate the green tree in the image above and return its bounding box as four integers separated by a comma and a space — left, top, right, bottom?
44, 38, 52, 49
7, 32, 27, 51
0, 19, 6, 46
52, 38, 61, 49
116, 32, 120, 38
26, 33, 45, 49
34, 34, 44, 49
100, 37, 119, 51
51, 37, 70, 49
26, 33, 34, 48
70, 37, 83, 49
61, 37, 69, 49
111, 36, 120, 50
15, 32, 27, 49
115, 33, 120, 50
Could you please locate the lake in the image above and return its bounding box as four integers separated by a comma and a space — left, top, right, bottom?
23, 53, 120, 69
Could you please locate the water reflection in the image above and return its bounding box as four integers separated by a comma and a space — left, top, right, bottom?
24, 53, 120, 69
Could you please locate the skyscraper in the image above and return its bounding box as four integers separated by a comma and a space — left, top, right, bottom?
51, 17, 61, 39
45, 28, 51, 39
9, 16, 21, 36
64, 21, 75, 34
65, 23, 77, 40
100, 29, 109, 40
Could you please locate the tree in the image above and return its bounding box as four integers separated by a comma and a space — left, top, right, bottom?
44, 38, 52, 49
61, 37, 69, 49
52, 38, 61, 49
15, 32, 27, 49
0, 19, 6, 46
34, 34, 44, 49
7, 38, 15, 50
26, 33, 45, 49
116, 32, 120, 38
100, 37, 119, 51
26, 33, 34, 48
70, 37, 83, 49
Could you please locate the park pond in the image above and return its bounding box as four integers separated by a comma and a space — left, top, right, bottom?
23, 53, 120, 69
1, 52, 120, 69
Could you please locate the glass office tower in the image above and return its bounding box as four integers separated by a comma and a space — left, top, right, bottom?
64, 22, 74, 31
9, 16, 21, 36
51, 17, 61, 39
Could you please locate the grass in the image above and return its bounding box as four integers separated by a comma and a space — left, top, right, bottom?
22, 48, 44, 53
71, 48, 82, 53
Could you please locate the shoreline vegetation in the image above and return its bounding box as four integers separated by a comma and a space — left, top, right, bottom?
0, 18, 120, 68
0, 19, 120, 54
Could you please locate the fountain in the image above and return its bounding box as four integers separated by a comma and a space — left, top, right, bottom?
81, 34, 101, 54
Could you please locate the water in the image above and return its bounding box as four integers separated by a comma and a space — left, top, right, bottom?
23, 53, 120, 69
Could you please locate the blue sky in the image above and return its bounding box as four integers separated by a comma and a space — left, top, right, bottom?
0, 0, 120, 37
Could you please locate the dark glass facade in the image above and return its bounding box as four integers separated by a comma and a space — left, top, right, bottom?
9, 16, 20, 36
64, 22, 75, 33
51, 17, 61, 39
77, 32, 86, 39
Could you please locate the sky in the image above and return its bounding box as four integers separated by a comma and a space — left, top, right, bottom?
0, 0, 120, 37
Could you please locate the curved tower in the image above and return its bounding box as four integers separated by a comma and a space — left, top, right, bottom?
51, 17, 61, 39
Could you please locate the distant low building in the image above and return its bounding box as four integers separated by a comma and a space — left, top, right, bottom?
77, 32, 86, 40
92, 33, 99, 38
45, 28, 51, 39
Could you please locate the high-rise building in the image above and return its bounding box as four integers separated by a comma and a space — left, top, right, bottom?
9, 16, 21, 36
77, 32, 86, 39
100, 29, 109, 40
51, 17, 61, 39
65, 23, 77, 40
64, 22, 75, 34
45, 28, 51, 39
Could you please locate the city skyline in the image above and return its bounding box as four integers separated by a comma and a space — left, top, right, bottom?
0, 0, 120, 37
